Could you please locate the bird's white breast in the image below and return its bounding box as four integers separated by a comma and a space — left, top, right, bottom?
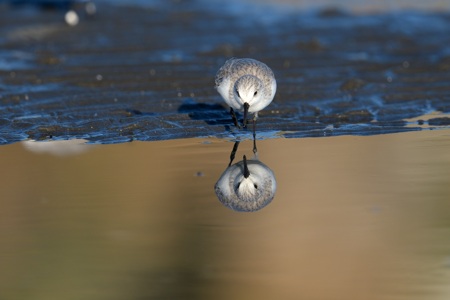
216, 77, 229, 100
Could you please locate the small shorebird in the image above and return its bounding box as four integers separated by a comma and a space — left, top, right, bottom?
215, 58, 276, 134
215, 141, 277, 212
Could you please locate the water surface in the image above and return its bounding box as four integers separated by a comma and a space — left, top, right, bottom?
1, 130, 449, 300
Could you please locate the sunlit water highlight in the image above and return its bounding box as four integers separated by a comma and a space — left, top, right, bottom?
0, 130, 449, 300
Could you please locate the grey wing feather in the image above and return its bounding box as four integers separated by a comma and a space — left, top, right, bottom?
215, 58, 237, 87
215, 58, 275, 95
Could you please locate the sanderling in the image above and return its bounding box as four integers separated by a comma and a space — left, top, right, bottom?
215, 58, 276, 133
214, 141, 276, 212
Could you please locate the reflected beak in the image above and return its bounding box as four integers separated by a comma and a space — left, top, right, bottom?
243, 102, 249, 128
243, 155, 250, 178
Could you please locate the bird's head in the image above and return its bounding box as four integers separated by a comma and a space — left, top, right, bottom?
234, 75, 264, 110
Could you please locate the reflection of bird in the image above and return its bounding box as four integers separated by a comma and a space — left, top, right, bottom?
215, 58, 276, 131
215, 154, 276, 212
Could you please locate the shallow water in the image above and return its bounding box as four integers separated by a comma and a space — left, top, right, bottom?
1, 129, 449, 300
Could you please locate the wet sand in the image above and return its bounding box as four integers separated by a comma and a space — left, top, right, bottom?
1, 0, 450, 144
0, 130, 449, 299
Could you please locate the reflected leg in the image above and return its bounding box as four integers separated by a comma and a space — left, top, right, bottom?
229, 141, 240, 166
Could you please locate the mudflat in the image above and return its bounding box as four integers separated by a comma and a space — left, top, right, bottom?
0, 1, 449, 144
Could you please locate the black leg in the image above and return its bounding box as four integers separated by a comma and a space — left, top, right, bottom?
229, 141, 240, 166
252, 115, 258, 154
252, 119, 258, 154
230, 107, 241, 129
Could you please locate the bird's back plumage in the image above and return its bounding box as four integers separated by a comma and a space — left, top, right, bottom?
215, 58, 276, 112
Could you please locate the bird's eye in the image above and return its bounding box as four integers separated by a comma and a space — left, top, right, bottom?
254, 184, 258, 189
236, 90, 241, 98
236, 182, 241, 189
254, 91, 258, 96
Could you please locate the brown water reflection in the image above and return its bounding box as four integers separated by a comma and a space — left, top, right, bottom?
0, 130, 449, 300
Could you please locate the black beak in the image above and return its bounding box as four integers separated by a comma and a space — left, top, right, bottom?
243, 102, 250, 128
243, 155, 250, 178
